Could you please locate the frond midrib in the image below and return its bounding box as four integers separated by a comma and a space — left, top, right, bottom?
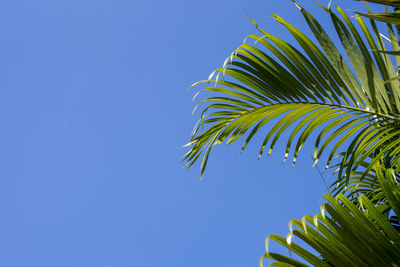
229, 101, 400, 123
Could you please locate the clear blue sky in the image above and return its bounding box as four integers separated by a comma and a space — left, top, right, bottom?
0, 0, 371, 266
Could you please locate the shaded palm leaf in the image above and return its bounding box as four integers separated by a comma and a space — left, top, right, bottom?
184, 2, 400, 183
355, 0, 400, 25
354, 1, 400, 58
355, 11, 400, 25
357, 0, 400, 7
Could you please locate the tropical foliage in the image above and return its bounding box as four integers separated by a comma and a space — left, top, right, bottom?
261, 165, 400, 266
356, 0, 400, 27
184, 2, 400, 187
184, 0, 400, 266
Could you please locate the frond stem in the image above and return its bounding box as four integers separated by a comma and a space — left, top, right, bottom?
247, 101, 400, 123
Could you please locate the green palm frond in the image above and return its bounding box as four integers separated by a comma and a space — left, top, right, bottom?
355, 11, 400, 25
184, 2, 400, 181
260, 166, 400, 267
357, 0, 400, 7
354, 1, 400, 56
355, 0, 400, 25
326, 158, 400, 221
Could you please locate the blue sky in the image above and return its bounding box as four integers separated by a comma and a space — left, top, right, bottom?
0, 0, 371, 266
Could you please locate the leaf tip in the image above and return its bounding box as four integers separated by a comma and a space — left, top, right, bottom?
291, 0, 301, 10
247, 14, 258, 29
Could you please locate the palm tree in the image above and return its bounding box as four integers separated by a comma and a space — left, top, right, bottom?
184, 0, 400, 265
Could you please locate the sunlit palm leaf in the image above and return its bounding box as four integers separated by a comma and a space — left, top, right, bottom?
260, 167, 400, 266
326, 158, 397, 221
184, 2, 400, 183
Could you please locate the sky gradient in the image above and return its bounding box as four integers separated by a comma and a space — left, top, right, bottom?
0, 0, 371, 266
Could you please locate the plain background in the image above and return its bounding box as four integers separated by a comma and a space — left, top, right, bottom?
0, 0, 375, 266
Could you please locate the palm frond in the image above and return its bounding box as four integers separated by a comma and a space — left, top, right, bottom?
355, 11, 400, 25
260, 167, 400, 266
184, 2, 400, 182
356, 0, 400, 7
